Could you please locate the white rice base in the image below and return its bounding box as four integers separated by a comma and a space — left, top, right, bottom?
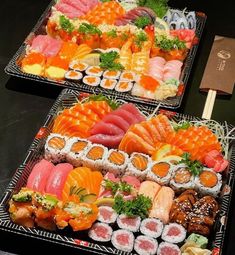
157, 242, 181, 255
44, 133, 68, 163
117, 214, 141, 232
88, 222, 113, 242
134, 235, 158, 255
81, 143, 108, 171
103, 149, 129, 176
83, 75, 101, 87
85, 66, 103, 77
161, 223, 186, 244
120, 71, 135, 81
69, 60, 88, 72
147, 161, 173, 185
98, 206, 118, 224
65, 137, 91, 167
100, 79, 117, 90
170, 163, 195, 191
126, 153, 152, 181
65, 70, 83, 81
103, 70, 121, 79
111, 229, 134, 253
115, 81, 133, 92
194, 168, 222, 197
140, 218, 164, 238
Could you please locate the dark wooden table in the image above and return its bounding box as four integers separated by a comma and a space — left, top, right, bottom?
0, 0, 235, 254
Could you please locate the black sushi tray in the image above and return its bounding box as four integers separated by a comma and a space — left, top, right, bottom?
0, 88, 234, 255
4, 0, 206, 109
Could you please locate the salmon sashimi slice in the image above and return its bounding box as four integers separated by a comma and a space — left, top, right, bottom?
72, 44, 92, 61
119, 131, 155, 155
141, 121, 162, 144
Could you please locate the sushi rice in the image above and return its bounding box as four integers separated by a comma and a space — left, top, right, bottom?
65, 137, 91, 167
103, 149, 129, 176
117, 214, 141, 232
88, 222, 113, 242
83, 75, 101, 87
44, 133, 68, 163
103, 70, 121, 79
147, 161, 174, 185
161, 223, 186, 244
100, 79, 117, 90
69, 60, 88, 72
115, 81, 133, 93
85, 66, 103, 77
134, 235, 158, 255
64, 70, 83, 81
111, 229, 134, 253
140, 218, 164, 238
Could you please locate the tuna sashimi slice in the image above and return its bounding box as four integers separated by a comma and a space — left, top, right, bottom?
119, 103, 146, 122
45, 163, 73, 199
102, 114, 130, 132
90, 122, 124, 136
43, 38, 62, 57
60, 0, 88, 13
26, 159, 54, 193
112, 109, 138, 125
122, 176, 141, 189
88, 134, 124, 148
31, 35, 50, 53
55, 2, 84, 18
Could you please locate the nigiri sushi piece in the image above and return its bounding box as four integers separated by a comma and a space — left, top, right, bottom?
45, 163, 73, 199
149, 186, 174, 223
26, 159, 54, 193
138, 181, 161, 203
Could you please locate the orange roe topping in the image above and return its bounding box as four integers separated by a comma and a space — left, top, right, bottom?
139, 75, 160, 92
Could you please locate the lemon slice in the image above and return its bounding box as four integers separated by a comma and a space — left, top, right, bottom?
94, 197, 115, 207
80, 53, 100, 66
154, 17, 170, 36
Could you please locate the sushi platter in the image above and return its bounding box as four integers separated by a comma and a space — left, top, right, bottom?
0, 88, 235, 255
4, 0, 206, 108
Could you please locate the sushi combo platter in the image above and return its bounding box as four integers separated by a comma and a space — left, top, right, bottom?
0, 88, 235, 255
5, 0, 206, 108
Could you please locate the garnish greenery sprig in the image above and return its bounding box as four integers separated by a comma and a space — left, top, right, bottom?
99, 51, 124, 71
78, 23, 102, 36
87, 94, 120, 110
137, 0, 169, 18
134, 16, 151, 29
134, 31, 148, 48
173, 121, 191, 131
104, 180, 132, 195
155, 35, 186, 51
59, 15, 75, 33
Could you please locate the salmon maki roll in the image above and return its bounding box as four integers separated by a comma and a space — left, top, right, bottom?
126, 152, 152, 180
147, 161, 174, 185
194, 168, 222, 197
66, 137, 91, 167
103, 149, 129, 176
82, 143, 108, 171
44, 133, 68, 163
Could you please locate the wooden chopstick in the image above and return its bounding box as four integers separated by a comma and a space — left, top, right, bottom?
202, 89, 217, 119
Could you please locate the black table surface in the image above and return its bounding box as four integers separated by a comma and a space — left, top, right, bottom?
1, 0, 235, 254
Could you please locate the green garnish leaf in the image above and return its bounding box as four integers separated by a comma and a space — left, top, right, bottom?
134, 31, 148, 48
104, 180, 132, 195
59, 15, 74, 33
78, 23, 102, 36
155, 35, 186, 51
179, 152, 203, 176
88, 94, 120, 110
99, 51, 124, 71
113, 195, 152, 219
107, 29, 117, 38
137, 0, 169, 18
121, 32, 129, 41
173, 121, 191, 131
134, 16, 151, 29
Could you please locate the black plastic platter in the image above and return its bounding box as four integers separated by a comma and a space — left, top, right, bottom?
0, 88, 234, 255
4, 0, 206, 109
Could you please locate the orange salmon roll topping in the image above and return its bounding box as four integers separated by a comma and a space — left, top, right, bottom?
199, 171, 218, 188
87, 146, 104, 160
21, 52, 46, 66
48, 137, 65, 150
108, 151, 125, 166
152, 162, 170, 178
71, 141, 88, 153
173, 168, 192, 184
132, 154, 148, 171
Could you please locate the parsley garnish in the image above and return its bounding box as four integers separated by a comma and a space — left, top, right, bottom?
113, 195, 152, 219
59, 15, 74, 33
88, 94, 120, 110
155, 35, 186, 51
107, 29, 117, 38
104, 180, 132, 195
173, 121, 191, 131
134, 16, 151, 29
99, 51, 124, 71
179, 153, 203, 176
78, 23, 102, 36
137, 0, 169, 18
134, 31, 148, 48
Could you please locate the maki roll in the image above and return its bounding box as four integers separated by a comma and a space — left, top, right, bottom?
82, 143, 108, 170
157, 242, 181, 255
85, 66, 103, 77
115, 81, 133, 93
194, 168, 222, 197
111, 229, 134, 252
64, 70, 83, 81
127, 153, 151, 180
66, 137, 91, 167
88, 222, 113, 242
140, 218, 164, 238
103, 70, 121, 80
98, 206, 118, 224
161, 223, 186, 244
134, 235, 158, 255
44, 133, 68, 163
83, 75, 101, 87
120, 71, 135, 82
147, 161, 173, 185
117, 214, 141, 232
69, 61, 88, 72
170, 164, 195, 192
103, 149, 129, 176
100, 79, 117, 90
